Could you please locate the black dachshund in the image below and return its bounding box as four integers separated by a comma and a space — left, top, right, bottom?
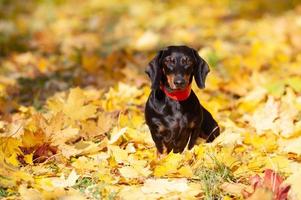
145, 45, 219, 154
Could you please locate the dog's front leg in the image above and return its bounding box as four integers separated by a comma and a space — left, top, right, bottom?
200, 106, 220, 142
188, 128, 200, 150
149, 130, 166, 158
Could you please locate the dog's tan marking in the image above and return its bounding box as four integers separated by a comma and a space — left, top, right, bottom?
158, 125, 165, 132
189, 121, 195, 128
184, 74, 191, 84
156, 145, 168, 160
166, 74, 176, 89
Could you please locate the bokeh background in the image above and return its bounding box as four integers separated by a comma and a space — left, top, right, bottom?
1, 0, 301, 111
2, 1, 301, 199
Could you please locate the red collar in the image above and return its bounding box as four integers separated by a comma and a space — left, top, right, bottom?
160, 84, 191, 101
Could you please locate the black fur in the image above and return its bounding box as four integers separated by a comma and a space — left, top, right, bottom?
145, 45, 220, 154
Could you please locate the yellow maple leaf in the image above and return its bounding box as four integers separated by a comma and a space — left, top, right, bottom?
279, 137, 301, 155
119, 166, 140, 179
51, 127, 79, 145
214, 147, 240, 169
109, 145, 129, 164
46, 93, 65, 114
0, 137, 22, 167
246, 153, 268, 172
141, 178, 189, 194
47, 88, 97, 121
178, 166, 193, 177
18, 184, 42, 200
71, 156, 99, 172
124, 127, 153, 145
74, 140, 105, 156
194, 145, 205, 160
63, 88, 97, 121
238, 86, 267, 113
50, 169, 79, 188
6, 152, 19, 167
243, 132, 278, 152
265, 155, 291, 173
12, 171, 34, 186
97, 112, 114, 134
51, 127, 81, 158
154, 152, 183, 177
24, 153, 33, 165
244, 96, 279, 135
275, 88, 300, 138
102, 83, 143, 111
109, 127, 127, 145
128, 155, 152, 177
43, 112, 65, 138
21, 131, 45, 148
213, 120, 243, 147
97, 162, 117, 183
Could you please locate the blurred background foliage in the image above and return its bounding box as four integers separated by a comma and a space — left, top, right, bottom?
0, 0, 301, 109
1, 1, 301, 199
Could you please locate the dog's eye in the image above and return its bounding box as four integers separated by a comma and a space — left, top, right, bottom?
182, 57, 192, 69
164, 56, 176, 66
181, 56, 192, 65
181, 57, 187, 65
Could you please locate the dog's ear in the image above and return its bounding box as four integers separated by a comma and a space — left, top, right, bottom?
191, 48, 210, 89
145, 50, 164, 89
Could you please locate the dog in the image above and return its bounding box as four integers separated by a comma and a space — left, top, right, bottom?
144, 45, 220, 154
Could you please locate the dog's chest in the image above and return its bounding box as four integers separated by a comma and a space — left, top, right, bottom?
164, 102, 196, 130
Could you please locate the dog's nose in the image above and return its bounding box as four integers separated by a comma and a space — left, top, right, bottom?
174, 79, 186, 88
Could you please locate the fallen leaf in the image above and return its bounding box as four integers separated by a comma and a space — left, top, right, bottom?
109, 127, 127, 144
51, 170, 80, 188
47, 88, 97, 121
279, 137, 301, 155
244, 96, 279, 135
221, 182, 248, 196
243, 169, 290, 200
141, 178, 189, 194
119, 166, 140, 179
285, 170, 301, 200
109, 145, 129, 164
63, 88, 97, 121
153, 152, 183, 177
18, 184, 42, 200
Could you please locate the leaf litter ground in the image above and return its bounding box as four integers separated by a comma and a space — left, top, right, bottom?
1, 1, 301, 199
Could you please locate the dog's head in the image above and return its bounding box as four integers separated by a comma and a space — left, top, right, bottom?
146, 45, 210, 90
